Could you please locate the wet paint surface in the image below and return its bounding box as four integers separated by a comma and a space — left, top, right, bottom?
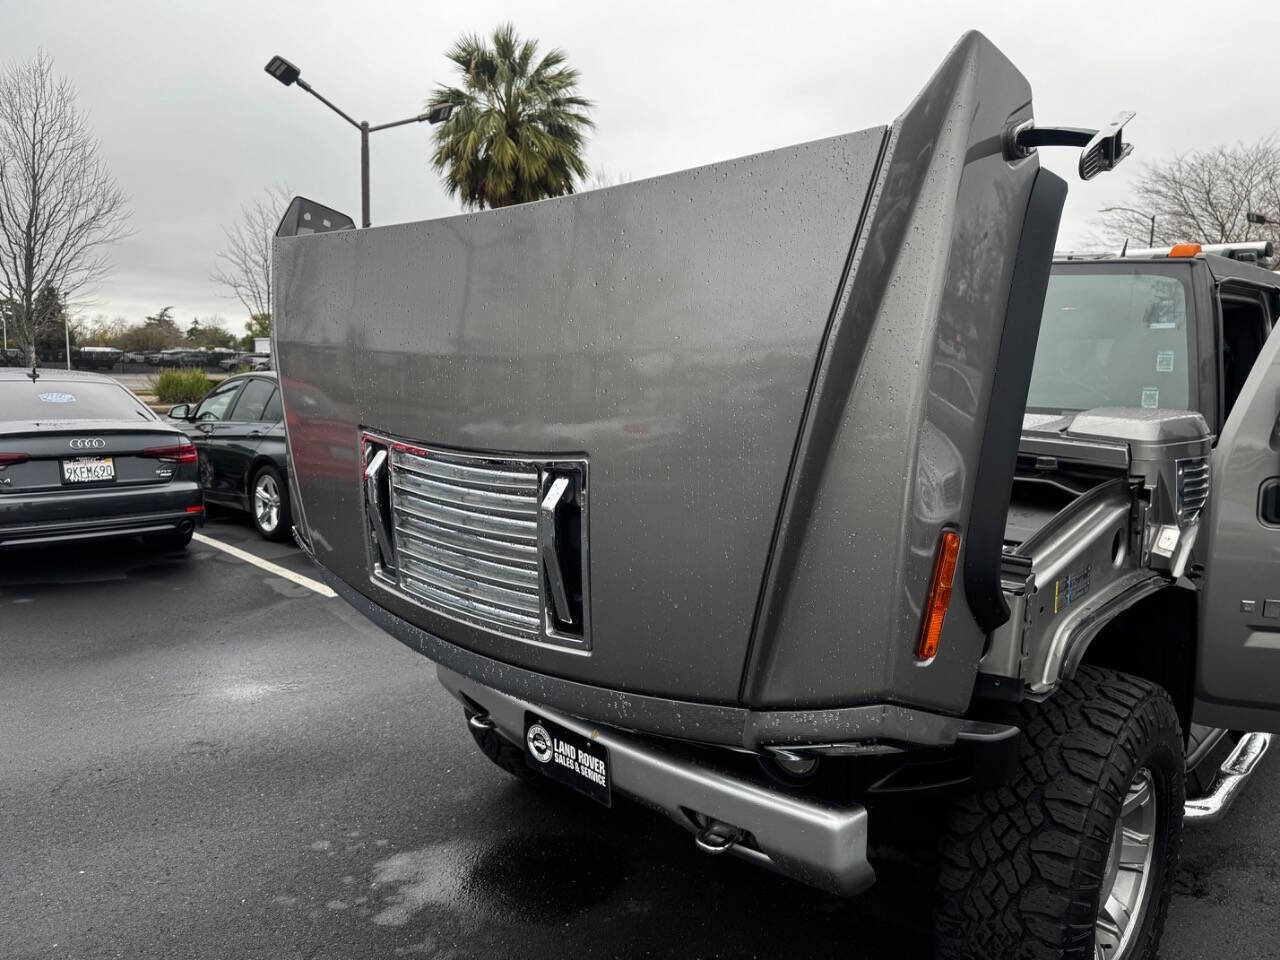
1, 513, 1274, 958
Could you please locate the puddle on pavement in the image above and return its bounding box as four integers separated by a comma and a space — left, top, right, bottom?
458, 833, 628, 921
369, 840, 470, 927
287, 829, 630, 932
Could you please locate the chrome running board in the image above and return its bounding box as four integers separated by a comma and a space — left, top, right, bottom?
1184, 731, 1271, 824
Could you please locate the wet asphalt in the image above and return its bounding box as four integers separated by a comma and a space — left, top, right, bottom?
2, 513, 1276, 959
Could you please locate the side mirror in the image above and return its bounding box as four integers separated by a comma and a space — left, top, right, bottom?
1078, 111, 1135, 180
168, 404, 191, 420
1005, 111, 1135, 180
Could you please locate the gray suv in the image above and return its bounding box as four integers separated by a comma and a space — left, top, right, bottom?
271, 32, 1278, 960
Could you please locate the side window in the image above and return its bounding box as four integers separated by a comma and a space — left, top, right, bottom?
261, 388, 282, 422
193, 380, 243, 421
1219, 286, 1272, 423
228, 378, 275, 421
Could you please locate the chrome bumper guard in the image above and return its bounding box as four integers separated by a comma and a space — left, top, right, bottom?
437, 665, 876, 896
1184, 731, 1271, 824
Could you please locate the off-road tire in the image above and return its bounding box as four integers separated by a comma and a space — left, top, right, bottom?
465, 711, 539, 783
935, 665, 1184, 960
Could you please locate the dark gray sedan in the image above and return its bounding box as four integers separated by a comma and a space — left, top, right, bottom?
0, 368, 203, 550
167, 371, 291, 541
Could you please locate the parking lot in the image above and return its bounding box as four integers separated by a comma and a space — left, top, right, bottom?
2, 512, 1276, 959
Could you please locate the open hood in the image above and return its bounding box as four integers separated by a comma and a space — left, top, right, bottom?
275, 31, 1069, 715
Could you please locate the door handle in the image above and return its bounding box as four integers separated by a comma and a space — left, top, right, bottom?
248, 429, 263, 437
539, 475, 576, 627
364, 448, 396, 573
1261, 478, 1280, 526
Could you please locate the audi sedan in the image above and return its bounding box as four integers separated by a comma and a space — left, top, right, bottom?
0, 368, 203, 550
167, 371, 291, 541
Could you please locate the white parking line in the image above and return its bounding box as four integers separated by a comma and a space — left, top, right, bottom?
193, 533, 337, 598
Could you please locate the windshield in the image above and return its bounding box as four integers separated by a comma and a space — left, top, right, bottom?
1027, 264, 1194, 414
2, 379, 153, 421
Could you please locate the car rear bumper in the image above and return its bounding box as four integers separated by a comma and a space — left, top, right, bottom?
0, 482, 203, 547
437, 664, 876, 896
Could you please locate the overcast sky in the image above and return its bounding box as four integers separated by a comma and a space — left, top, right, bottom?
3, 0, 1277, 331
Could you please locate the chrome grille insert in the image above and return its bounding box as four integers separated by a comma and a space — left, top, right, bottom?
364, 436, 589, 650
390, 445, 541, 642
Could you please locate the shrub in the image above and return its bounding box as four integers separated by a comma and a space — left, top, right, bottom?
151, 367, 215, 404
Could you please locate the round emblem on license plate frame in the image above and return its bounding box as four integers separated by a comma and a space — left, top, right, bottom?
526, 723, 553, 763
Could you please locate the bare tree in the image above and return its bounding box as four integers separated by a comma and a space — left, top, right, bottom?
0, 50, 129, 360
211, 184, 291, 330
1098, 138, 1280, 251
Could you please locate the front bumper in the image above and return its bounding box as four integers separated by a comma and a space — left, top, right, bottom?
304, 548, 1016, 753
438, 665, 876, 896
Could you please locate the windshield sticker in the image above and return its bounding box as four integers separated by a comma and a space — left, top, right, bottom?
1144, 298, 1182, 329
1141, 387, 1159, 408
38, 392, 76, 403
1155, 351, 1175, 373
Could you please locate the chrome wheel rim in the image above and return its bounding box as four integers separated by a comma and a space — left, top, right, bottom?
254, 473, 280, 533
1096, 768, 1157, 959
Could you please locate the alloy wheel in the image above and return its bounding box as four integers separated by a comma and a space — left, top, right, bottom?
254, 472, 280, 534
1095, 768, 1157, 959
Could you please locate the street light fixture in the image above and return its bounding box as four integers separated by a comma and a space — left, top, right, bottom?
264, 55, 454, 228
1247, 211, 1274, 226
264, 56, 300, 87
1100, 206, 1156, 247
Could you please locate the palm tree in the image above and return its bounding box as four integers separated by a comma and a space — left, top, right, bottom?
427, 24, 594, 210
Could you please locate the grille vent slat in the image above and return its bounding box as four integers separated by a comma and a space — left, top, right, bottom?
393, 468, 538, 518
392, 451, 537, 492
391, 485, 537, 541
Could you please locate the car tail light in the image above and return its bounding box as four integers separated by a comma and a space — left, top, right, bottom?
917, 529, 961, 662
0, 451, 29, 468
142, 440, 197, 463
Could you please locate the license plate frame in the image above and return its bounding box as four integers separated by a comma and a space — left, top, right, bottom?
61, 456, 116, 484
523, 711, 611, 807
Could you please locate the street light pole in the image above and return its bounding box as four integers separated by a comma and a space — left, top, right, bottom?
1101, 206, 1156, 246
264, 56, 452, 229
360, 121, 371, 229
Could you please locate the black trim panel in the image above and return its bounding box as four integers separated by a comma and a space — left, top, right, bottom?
964, 169, 1068, 631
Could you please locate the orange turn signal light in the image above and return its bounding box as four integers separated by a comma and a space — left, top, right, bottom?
1168, 243, 1202, 258
917, 529, 961, 661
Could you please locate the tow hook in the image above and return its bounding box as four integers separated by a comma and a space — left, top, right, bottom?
694, 818, 743, 855
467, 711, 495, 732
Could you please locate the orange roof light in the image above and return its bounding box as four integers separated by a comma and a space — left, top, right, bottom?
917, 530, 961, 662
1168, 243, 1202, 258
